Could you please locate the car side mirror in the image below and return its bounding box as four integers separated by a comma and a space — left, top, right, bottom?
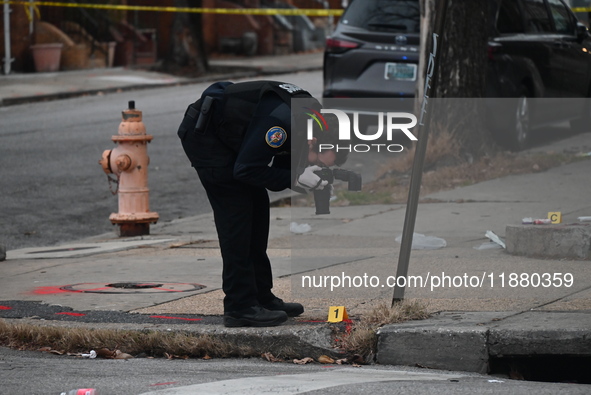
576, 22, 589, 42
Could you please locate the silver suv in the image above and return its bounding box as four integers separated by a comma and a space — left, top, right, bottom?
323, 0, 420, 99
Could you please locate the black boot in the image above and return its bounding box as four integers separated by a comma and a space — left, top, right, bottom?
261, 298, 304, 317
224, 305, 288, 327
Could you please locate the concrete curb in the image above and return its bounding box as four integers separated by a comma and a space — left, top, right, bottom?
196, 325, 342, 359
376, 312, 504, 373
376, 311, 591, 373
488, 311, 591, 356
10, 309, 591, 373
506, 223, 591, 260
3, 318, 343, 360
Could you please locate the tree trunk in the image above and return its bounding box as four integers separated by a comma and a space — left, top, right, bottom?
437, 0, 488, 98
417, 0, 498, 159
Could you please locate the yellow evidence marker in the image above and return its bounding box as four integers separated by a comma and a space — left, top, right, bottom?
327, 306, 349, 322
548, 212, 562, 224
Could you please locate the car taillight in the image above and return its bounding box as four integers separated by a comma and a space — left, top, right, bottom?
325, 37, 360, 54
488, 42, 502, 60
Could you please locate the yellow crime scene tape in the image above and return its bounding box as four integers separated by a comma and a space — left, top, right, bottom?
5, 1, 590, 18
4, 1, 345, 16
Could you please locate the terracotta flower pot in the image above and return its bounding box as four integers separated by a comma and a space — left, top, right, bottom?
30, 43, 64, 72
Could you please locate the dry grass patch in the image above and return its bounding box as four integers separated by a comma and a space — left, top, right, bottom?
0, 319, 254, 358
337, 130, 588, 206
339, 299, 430, 359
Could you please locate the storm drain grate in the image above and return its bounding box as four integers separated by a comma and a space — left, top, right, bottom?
489, 355, 591, 384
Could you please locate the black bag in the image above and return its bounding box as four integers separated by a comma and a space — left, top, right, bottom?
177, 82, 235, 167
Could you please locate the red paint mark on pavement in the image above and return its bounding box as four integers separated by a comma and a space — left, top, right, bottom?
0, 306, 12, 310
150, 315, 202, 321
150, 382, 178, 387
31, 286, 81, 295
56, 312, 86, 317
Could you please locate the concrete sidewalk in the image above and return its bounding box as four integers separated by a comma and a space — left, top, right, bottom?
0, 52, 324, 106
1, 52, 591, 380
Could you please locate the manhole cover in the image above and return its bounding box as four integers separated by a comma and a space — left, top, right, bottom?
107, 282, 163, 289
61, 282, 205, 294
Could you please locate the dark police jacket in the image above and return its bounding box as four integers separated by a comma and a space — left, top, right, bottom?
178, 81, 319, 192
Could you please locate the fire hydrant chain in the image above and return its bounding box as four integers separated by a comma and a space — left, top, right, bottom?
107, 173, 119, 195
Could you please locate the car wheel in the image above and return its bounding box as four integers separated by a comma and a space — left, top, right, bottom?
513, 95, 530, 150
498, 92, 530, 151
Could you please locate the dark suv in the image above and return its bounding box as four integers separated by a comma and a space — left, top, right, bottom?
323, 0, 591, 150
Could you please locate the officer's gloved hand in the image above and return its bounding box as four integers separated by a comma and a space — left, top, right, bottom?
296, 165, 329, 191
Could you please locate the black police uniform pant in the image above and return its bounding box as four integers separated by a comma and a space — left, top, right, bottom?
196, 166, 275, 313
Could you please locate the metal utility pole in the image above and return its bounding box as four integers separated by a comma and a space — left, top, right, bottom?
392, 0, 448, 304
29, 0, 35, 34
3, 0, 13, 75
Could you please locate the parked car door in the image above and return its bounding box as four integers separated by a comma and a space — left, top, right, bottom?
518, 0, 566, 98
546, 0, 591, 98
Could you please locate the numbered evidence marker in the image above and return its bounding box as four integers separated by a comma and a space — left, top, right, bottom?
327, 306, 349, 323
548, 212, 562, 224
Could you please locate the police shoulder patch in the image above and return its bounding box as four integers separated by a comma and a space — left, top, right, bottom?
278, 83, 303, 94
265, 126, 287, 148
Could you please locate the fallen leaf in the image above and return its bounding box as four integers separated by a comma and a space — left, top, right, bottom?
262, 352, 282, 362
317, 355, 335, 364
202, 355, 212, 360
49, 350, 64, 355
95, 348, 116, 359
38, 347, 51, 352
293, 357, 314, 365
164, 352, 186, 360
352, 363, 362, 368
114, 350, 134, 360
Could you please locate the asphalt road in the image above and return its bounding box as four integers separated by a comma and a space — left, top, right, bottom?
1, 346, 590, 395
0, 71, 325, 251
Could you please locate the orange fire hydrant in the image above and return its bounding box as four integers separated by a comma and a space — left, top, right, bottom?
99, 101, 159, 236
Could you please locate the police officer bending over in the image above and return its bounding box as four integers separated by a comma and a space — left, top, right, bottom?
178, 80, 346, 327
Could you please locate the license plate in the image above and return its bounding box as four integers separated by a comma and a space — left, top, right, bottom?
384, 62, 417, 81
